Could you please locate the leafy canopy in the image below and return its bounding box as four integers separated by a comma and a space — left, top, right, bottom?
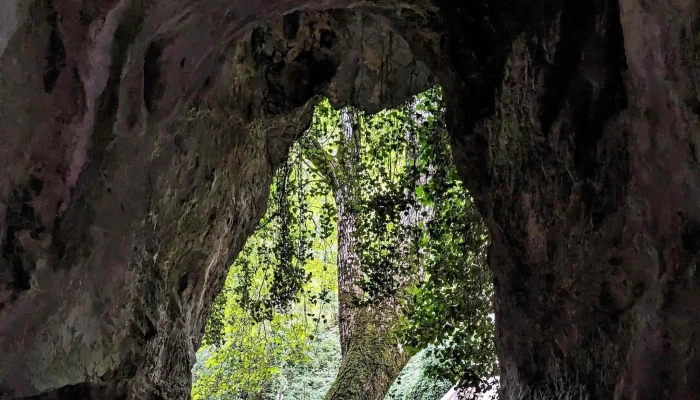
194, 87, 497, 399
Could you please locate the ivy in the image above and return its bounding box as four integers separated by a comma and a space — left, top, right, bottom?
400, 89, 497, 393
196, 87, 497, 399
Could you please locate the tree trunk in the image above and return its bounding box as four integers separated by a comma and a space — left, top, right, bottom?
322, 108, 410, 400
324, 311, 409, 400
334, 109, 363, 357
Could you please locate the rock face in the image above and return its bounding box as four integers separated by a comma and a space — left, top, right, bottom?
0, 0, 699, 399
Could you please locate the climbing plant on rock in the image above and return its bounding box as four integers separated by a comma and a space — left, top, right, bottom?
398, 88, 498, 394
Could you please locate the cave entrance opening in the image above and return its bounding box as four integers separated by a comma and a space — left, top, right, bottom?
191, 88, 498, 400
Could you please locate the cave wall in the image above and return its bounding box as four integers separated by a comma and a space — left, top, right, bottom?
0, 1, 432, 398
1, 0, 700, 399
442, 0, 700, 397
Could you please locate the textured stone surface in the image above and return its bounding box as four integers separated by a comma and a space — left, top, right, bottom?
1, 0, 700, 399
0, 2, 432, 398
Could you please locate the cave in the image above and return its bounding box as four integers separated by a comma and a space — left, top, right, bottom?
1, 0, 700, 398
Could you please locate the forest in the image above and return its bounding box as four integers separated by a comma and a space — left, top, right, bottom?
191, 89, 498, 400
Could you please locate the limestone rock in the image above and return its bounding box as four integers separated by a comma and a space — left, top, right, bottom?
1, 0, 699, 398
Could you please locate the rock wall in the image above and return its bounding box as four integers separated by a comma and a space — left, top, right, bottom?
443, 0, 700, 397
1, 0, 699, 399
0, 2, 432, 398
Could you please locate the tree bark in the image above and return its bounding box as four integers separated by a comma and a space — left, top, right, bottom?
323, 311, 409, 400
304, 108, 410, 400
334, 108, 364, 358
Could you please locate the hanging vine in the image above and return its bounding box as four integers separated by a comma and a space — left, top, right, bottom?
201, 88, 497, 398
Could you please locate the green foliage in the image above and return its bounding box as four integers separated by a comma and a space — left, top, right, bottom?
310, 88, 497, 391
193, 257, 337, 399
353, 102, 422, 303
272, 325, 342, 400
194, 139, 339, 399
399, 88, 498, 392
194, 88, 497, 399
384, 349, 453, 400
235, 151, 332, 321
